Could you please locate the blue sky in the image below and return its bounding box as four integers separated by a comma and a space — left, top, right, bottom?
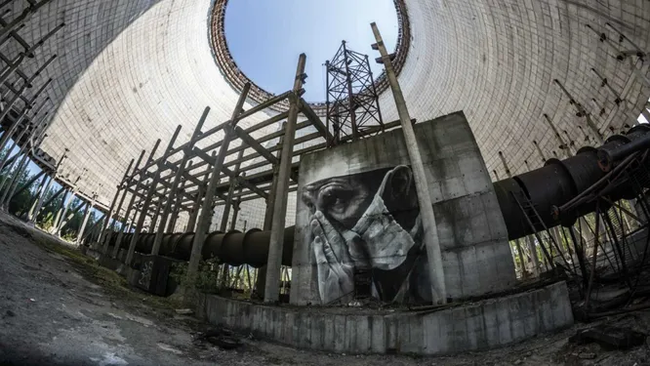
225, 0, 399, 103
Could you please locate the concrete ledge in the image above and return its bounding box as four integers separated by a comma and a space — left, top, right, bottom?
197, 281, 573, 355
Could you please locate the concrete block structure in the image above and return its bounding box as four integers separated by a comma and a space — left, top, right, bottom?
197, 281, 573, 355
291, 112, 516, 305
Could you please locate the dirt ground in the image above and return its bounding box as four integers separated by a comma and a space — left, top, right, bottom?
1, 213, 649, 366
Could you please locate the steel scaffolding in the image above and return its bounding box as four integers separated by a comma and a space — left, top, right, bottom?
325, 41, 383, 145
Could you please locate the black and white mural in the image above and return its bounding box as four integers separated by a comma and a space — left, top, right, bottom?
301, 165, 432, 305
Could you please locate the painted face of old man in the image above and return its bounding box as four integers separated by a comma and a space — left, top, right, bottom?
302, 166, 431, 305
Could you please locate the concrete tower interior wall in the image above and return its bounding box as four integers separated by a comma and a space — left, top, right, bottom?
2, 0, 650, 226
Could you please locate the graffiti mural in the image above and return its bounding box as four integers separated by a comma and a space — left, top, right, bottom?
301, 165, 432, 305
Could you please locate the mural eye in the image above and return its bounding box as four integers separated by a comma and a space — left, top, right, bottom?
320, 186, 353, 213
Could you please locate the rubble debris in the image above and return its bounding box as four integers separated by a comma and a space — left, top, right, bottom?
578, 352, 597, 359
175, 308, 194, 315
195, 327, 242, 350
569, 325, 647, 350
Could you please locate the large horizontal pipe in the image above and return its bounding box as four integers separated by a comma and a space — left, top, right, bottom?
103, 127, 650, 264
495, 125, 650, 240
105, 226, 295, 267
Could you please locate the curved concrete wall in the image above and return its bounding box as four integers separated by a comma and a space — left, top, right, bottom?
197, 281, 573, 355
4, 0, 650, 221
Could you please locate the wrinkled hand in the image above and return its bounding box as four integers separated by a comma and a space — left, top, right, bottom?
312, 211, 354, 304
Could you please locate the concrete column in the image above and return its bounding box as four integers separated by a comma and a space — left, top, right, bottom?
58, 200, 87, 234
526, 235, 540, 276
0, 120, 32, 174
185, 162, 214, 233
229, 183, 244, 231
264, 54, 306, 303
52, 189, 70, 231
220, 150, 245, 232
11, 170, 45, 208
25, 173, 48, 219
56, 189, 77, 235
1, 153, 30, 210
29, 176, 52, 223
167, 164, 191, 233
149, 187, 169, 234
499, 151, 528, 278
186, 187, 204, 232
152, 122, 205, 255
185, 86, 250, 290
125, 127, 181, 265
263, 136, 283, 230
80, 213, 105, 245
77, 194, 96, 245
372, 23, 447, 304
113, 208, 139, 258
110, 152, 150, 256
125, 184, 157, 265
99, 156, 137, 245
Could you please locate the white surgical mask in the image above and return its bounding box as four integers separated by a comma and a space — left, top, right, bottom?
346, 166, 417, 271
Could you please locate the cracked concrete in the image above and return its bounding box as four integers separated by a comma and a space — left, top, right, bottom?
1, 212, 649, 366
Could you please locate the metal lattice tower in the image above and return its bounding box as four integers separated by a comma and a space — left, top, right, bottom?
325, 41, 383, 146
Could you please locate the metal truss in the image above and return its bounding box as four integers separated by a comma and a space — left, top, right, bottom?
325, 41, 383, 145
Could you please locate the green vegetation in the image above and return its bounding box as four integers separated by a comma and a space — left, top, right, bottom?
0, 144, 100, 243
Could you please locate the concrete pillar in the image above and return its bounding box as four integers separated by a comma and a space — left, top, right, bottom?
52, 189, 69, 231
371, 23, 447, 304
29, 175, 53, 223
264, 54, 306, 303
263, 136, 283, 230
11, 170, 45, 210
25, 173, 48, 219
56, 189, 77, 235
99, 156, 138, 245
167, 164, 191, 233
152, 123, 204, 255
0, 153, 29, 210
125, 185, 158, 266
230, 195, 242, 231
80, 213, 105, 246
149, 187, 169, 234
77, 194, 96, 245
0, 121, 32, 174
111, 153, 151, 256
498, 151, 528, 278
186, 188, 203, 232
526, 235, 540, 276
126, 127, 181, 265
185, 87, 250, 290
220, 150, 246, 232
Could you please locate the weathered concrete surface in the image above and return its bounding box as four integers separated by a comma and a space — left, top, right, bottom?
4, 212, 650, 365
291, 112, 516, 305
197, 281, 573, 355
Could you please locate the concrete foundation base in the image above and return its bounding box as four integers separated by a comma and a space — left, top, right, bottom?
196, 281, 573, 355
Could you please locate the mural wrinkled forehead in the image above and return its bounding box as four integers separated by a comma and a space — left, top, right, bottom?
301, 148, 400, 184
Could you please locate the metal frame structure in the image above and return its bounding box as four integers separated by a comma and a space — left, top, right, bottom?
511, 147, 650, 319
93, 41, 413, 302
325, 41, 384, 145
208, 0, 412, 116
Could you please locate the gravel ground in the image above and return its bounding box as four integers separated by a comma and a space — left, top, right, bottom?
0, 212, 649, 366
